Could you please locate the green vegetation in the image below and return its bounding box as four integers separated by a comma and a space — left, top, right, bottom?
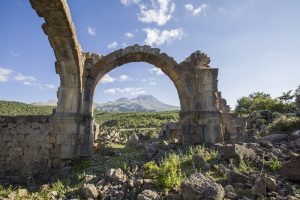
235, 91, 297, 116
95, 111, 179, 128
144, 145, 219, 190
265, 115, 300, 134
144, 153, 184, 189
0, 101, 54, 116
237, 158, 258, 174
103, 142, 144, 171
265, 158, 283, 171
73, 160, 93, 181
0, 185, 13, 198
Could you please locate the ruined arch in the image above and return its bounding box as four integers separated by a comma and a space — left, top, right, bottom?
29, 0, 239, 161
82, 45, 189, 116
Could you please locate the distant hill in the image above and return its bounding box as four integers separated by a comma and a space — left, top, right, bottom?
0, 101, 54, 116
95, 95, 180, 112
32, 99, 57, 106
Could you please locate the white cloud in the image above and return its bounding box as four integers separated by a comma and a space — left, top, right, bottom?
149, 81, 157, 85
0, 67, 14, 82
44, 84, 56, 89
143, 28, 184, 46
14, 73, 36, 82
22, 82, 56, 90
120, 0, 175, 26
138, 0, 175, 25
120, 0, 140, 6
0, 67, 54, 89
185, 3, 209, 16
149, 67, 164, 75
124, 32, 134, 38
218, 7, 226, 14
104, 87, 146, 95
100, 74, 115, 84
119, 74, 131, 81
87, 26, 96, 36
107, 41, 118, 49
9, 51, 20, 57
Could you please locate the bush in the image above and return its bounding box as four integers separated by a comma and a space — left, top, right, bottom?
265, 159, 282, 171
265, 115, 300, 133
144, 153, 184, 189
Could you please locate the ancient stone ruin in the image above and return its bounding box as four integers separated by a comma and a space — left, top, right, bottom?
0, 0, 249, 181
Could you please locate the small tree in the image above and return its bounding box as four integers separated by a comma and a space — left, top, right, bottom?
278, 90, 294, 104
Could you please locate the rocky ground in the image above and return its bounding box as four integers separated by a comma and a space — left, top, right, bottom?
1, 128, 300, 200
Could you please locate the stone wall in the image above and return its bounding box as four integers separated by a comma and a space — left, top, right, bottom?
0, 115, 54, 184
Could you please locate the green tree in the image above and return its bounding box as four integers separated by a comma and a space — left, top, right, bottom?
278, 90, 294, 103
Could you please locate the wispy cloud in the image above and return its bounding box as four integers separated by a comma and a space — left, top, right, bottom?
218, 7, 226, 14
0, 67, 55, 89
143, 28, 184, 46
120, 0, 140, 6
100, 74, 115, 84
124, 32, 134, 39
104, 87, 146, 95
100, 74, 133, 84
14, 73, 36, 82
120, 0, 175, 26
185, 3, 209, 16
87, 26, 96, 36
9, 51, 20, 57
149, 67, 164, 75
149, 81, 157, 85
119, 74, 132, 81
0, 67, 14, 82
107, 41, 118, 49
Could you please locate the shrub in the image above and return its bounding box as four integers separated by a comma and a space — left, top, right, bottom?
237, 158, 258, 174
265, 115, 300, 134
265, 159, 282, 171
144, 153, 184, 189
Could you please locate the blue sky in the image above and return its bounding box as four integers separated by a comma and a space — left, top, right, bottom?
0, 0, 300, 108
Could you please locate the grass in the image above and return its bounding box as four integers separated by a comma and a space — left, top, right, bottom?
144, 153, 184, 190
265, 115, 300, 134
0, 185, 14, 198
265, 158, 282, 171
143, 145, 219, 190
237, 158, 259, 174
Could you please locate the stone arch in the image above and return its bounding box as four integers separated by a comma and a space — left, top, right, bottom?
82, 45, 190, 115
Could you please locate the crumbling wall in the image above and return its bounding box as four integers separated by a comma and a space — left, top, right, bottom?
0, 115, 54, 184
217, 92, 254, 144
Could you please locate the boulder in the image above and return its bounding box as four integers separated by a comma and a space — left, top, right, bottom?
192, 155, 205, 168
137, 190, 161, 200
280, 159, 300, 183
218, 144, 256, 161
259, 134, 288, 143
128, 134, 139, 145
180, 173, 225, 200
251, 174, 266, 196
80, 183, 98, 199
266, 176, 277, 192
227, 170, 250, 184
106, 168, 126, 182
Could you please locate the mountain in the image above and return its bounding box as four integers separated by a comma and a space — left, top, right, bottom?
32, 100, 57, 106
95, 95, 180, 112
0, 101, 54, 116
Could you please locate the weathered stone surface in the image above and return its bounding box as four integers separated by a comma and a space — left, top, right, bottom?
0, 115, 53, 183
80, 183, 98, 199
137, 190, 161, 200
180, 173, 225, 200
280, 159, 300, 183
259, 134, 288, 143
251, 174, 266, 196
218, 144, 256, 161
